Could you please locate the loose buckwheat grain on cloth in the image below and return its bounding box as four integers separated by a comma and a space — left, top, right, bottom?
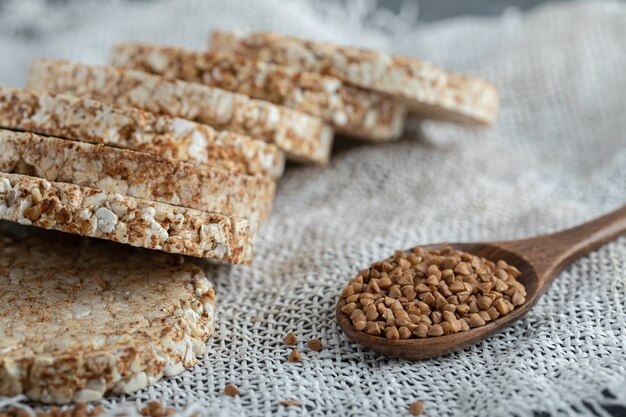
1, 1, 626, 416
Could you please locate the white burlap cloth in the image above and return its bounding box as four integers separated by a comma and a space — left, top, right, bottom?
1, 0, 626, 416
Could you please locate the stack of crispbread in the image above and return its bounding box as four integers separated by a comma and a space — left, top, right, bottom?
1, 28, 498, 405
0, 84, 281, 263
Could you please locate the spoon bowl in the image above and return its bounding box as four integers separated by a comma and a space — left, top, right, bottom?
337, 206, 626, 360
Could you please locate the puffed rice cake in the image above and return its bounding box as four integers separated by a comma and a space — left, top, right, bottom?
209, 30, 499, 126
0, 172, 254, 263
0, 229, 216, 403
110, 42, 408, 143
0, 86, 284, 179
27, 59, 334, 165
0, 129, 275, 223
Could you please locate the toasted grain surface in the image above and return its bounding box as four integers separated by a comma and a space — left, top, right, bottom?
210, 30, 499, 126
27, 59, 333, 164
0, 86, 284, 179
0, 173, 254, 262
110, 42, 407, 142
0, 230, 216, 404
0, 130, 275, 223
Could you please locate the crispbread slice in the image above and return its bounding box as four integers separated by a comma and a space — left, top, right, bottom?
110, 43, 407, 142
27, 59, 333, 165
209, 30, 499, 126
0, 173, 254, 263
0, 230, 216, 403
0, 86, 284, 179
0, 130, 275, 223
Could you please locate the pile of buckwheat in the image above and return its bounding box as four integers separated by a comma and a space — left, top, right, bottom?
339, 246, 527, 339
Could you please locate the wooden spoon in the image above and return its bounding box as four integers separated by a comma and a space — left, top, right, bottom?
336, 205, 626, 360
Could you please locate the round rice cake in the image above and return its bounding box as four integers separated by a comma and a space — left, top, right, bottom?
0, 230, 216, 404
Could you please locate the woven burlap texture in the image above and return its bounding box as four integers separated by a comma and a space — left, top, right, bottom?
1, 0, 626, 416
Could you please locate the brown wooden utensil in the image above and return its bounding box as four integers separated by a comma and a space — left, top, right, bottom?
336, 205, 626, 360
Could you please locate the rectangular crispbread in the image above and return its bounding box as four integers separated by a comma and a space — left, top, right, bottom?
110, 43, 408, 142
0, 86, 285, 179
209, 30, 499, 126
0, 173, 254, 263
27, 59, 334, 164
0, 129, 275, 223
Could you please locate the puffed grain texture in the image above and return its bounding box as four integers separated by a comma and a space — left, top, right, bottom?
0, 86, 284, 179
0, 130, 275, 223
110, 42, 407, 142
0, 173, 254, 262
210, 30, 499, 126
27, 59, 333, 164
0, 231, 216, 404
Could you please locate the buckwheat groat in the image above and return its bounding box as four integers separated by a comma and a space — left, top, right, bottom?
0, 173, 254, 263
339, 246, 526, 339
27, 60, 333, 164
210, 30, 499, 126
0, 86, 284, 179
0, 231, 216, 403
0, 130, 275, 223
110, 43, 407, 142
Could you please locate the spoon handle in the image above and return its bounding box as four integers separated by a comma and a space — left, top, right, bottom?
498, 205, 626, 283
